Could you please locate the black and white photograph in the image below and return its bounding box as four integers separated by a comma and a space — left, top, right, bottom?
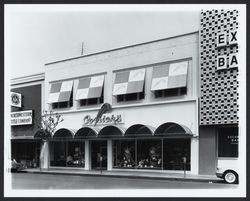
4, 4, 246, 197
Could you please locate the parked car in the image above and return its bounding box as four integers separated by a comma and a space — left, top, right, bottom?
216, 166, 239, 184
11, 159, 26, 172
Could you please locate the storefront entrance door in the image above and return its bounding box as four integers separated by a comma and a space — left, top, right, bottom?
91, 140, 107, 170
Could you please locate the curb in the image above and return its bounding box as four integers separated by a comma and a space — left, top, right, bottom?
17, 170, 223, 184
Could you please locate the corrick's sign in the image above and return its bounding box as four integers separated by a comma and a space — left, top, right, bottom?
83, 113, 124, 126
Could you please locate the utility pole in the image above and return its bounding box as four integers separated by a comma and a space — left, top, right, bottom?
81, 42, 84, 56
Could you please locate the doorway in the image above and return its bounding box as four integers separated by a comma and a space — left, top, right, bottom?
91, 140, 107, 170
163, 139, 191, 170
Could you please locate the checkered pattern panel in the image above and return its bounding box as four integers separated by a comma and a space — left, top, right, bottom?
48, 80, 73, 103
113, 68, 145, 95
151, 61, 188, 91
76, 75, 104, 100
200, 10, 239, 125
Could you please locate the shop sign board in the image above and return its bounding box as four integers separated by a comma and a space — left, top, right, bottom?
217, 30, 238, 47
11, 110, 33, 126
83, 113, 124, 126
217, 53, 238, 70
11, 92, 22, 108
216, 29, 238, 70
227, 135, 239, 145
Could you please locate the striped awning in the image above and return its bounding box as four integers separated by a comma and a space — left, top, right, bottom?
113, 68, 146, 95
151, 61, 188, 91
76, 75, 104, 100
48, 80, 73, 103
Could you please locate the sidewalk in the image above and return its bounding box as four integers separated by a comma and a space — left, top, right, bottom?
20, 168, 222, 183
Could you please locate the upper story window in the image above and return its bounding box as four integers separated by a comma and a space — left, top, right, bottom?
151, 61, 188, 98
48, 80, 73, 109
75, 75, 104, 106
113, 68, 146, 102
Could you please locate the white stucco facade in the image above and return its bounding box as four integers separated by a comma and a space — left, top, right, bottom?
43, 32, 200, 174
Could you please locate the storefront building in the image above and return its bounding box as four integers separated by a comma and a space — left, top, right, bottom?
10, 73, 45, 168
10, 10, 240, 177
199, 10, 239, 175
40, 32, 200, 174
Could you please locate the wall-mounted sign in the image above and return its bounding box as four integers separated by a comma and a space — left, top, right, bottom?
217, 29, 238, 48
11, 92, 22, 108
83, 113, 124, 126
216, 29, 238, 71
217, 32, 227, 47
227, 135, 239, 145
11, 110, 33, 126
217, 53, 238, 70
229, 30, 238, 45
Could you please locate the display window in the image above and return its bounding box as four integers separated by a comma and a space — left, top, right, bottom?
218, 126, 238, 158
50, 140, 85, 167
113, 138, 189, 170
137, 139, 162, 169
113, 140, 135, 168
11, 140, 40, 168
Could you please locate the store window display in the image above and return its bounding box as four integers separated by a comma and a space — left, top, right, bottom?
113, 140, 135, 168
50, 141, 85, 167
137, 139, 162, 169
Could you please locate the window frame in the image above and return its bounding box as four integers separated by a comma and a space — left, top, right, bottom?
51, 91, 73, 109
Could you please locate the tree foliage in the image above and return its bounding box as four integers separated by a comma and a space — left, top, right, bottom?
37, 110, 64, 135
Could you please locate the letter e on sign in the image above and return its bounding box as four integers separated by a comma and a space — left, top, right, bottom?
229, 30, 238, 45
217, 32, 227, 47
217, 55, 227, 70
229, 53, 238, 68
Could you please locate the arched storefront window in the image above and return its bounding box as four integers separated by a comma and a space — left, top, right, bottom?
112, 123, 192, 170
50, 128, 85, 168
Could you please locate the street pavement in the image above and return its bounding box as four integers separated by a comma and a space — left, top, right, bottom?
11, 173, 237, 189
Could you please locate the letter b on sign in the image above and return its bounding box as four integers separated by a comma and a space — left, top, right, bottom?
217, 55, 227, 70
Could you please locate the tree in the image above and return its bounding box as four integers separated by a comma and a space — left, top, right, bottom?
35, 110, 64, 138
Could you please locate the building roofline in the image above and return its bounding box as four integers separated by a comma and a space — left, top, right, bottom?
45, 31, 199, 66
11, 72, 45, 86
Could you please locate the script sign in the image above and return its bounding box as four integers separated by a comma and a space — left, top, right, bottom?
83, 113, 124, 126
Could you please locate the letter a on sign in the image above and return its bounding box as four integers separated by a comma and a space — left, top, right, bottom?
229, 30, 238, 45
217, 32, 227, 47
217, 55, 227, 70
229, 53, 238, 68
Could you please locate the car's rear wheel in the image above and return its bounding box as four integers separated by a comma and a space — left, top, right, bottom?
223, 171, 238, 184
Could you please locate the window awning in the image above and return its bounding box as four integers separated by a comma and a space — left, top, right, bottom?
98, 125, 126, 138
76, 75, 104, 100
151, 61, 188, 91
154, 122, 193, 137
48, 80, 73, 103
53, 128, 76, 139
125, 124, 155, 137
113, 68, 145, 95
75, 127, 100, 139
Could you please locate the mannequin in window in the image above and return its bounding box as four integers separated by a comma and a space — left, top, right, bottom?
122, 147, 134, 168
149, 146, 161, 168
